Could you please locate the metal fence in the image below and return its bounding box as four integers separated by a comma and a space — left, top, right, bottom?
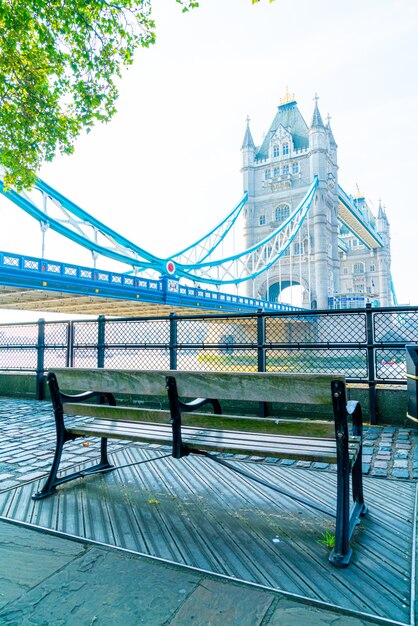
1, 304, 417, 424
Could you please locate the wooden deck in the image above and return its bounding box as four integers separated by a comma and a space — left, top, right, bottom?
0, 444, 416, 625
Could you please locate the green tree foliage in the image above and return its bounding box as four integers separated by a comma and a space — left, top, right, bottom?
0, 0, 198, 190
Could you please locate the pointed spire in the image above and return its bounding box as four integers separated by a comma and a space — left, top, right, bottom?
311, 93, 324, 129
378, 198, 385, 219
241, 115, 255, 150
326, 113, 336, 146
377, 199, 389, 223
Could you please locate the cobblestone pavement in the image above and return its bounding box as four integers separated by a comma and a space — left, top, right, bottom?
0, 399, 417, 489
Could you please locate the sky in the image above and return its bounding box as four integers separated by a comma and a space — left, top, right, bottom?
0, 0, 417, 321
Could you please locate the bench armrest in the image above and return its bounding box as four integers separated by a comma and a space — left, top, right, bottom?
346, 400, 363, 439
59, 390, 116, 407
47, 372, 116, 442
178, 397, 222, 415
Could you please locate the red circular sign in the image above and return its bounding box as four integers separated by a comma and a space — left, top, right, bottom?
166, 260, 176, 275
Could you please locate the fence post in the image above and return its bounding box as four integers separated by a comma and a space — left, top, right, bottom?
365, 303, 378, 424
36, 318, 45, 400
169, 313, 177, 370
257, 309, 268, 417
97, 315, 106, 369
66, 321, 74, 368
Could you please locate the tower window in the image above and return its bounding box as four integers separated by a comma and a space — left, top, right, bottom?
273, 167, 280, 177
265, 169, 271, 180
273, 145, 280, 157
294, 242, 304, 255
354, 263, 364, 274
259, 215, 266, 225
283, 144, 289, 155
282, 164, 289, 175
275, 204, 290, 222
292, 162, 299, 174
370, 264, 375, 272
343, 267, 348, 274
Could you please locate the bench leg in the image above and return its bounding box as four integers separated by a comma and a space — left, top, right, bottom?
32, 423, 70, 500
33, 373, 115, 501
329, 454, 367, 567
33, 436, 114, 501
329, 453, 352, 567
329, 380, 369, 567
97, 436, 113, 471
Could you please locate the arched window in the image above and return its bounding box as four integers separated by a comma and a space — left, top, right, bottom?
273, 145, 280, 157
283, 144, 289, 155
274, 204, 290, 222
259, 215, 266, 225
354, 263, 364, 274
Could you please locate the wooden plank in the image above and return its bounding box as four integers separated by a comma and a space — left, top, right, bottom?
63, 403, 337, 438
51, 368, 345, 405
67, 419, 359, 451
66, 420, 360, 462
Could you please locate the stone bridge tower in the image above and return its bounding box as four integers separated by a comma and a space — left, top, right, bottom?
241, 91, 392, 309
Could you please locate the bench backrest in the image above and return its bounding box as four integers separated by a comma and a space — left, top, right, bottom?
50, 368, 345, 406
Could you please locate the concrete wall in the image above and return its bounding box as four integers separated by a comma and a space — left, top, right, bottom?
0, 373, 42, 400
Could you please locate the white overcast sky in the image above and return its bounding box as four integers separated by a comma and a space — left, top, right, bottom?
0, 0, 417, 321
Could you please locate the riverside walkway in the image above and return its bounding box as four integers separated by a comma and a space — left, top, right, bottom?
0, 398, 417, 625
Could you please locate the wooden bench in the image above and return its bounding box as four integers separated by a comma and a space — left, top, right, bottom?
34, 368, 367, 567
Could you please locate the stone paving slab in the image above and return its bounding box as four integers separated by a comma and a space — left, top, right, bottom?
0, 521, 380, 626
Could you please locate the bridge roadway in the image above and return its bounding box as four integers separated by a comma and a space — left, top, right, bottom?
0, 250, 301, 317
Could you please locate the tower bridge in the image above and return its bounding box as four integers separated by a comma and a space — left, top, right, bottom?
0, 92, 394, 316
242, 91, 392, 310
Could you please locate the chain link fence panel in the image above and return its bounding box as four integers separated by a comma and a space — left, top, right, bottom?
266, 313, 367, 344
105, 319, 169, 346
266, 348, 368, 378
44, 322, 69, 346
103, 348, 169, 370
374, 310, 418, 343
0, 348, 38, 369
0, 324, 38, 346
185, 348, 258, 372
73, 322, 99, 347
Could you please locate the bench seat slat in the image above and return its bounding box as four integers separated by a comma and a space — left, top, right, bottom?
67, 419, 360, 463
68, 418, 352, 448
63, 403, 337, 439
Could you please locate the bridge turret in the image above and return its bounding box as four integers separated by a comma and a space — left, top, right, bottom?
326, 115, 338, 169
376, 201, 390, 237
241, 116, 256, 252
309, 95, 327, 180
241, 116, 255, 196
308, 95, 336, 309
375, 201, 392, 305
